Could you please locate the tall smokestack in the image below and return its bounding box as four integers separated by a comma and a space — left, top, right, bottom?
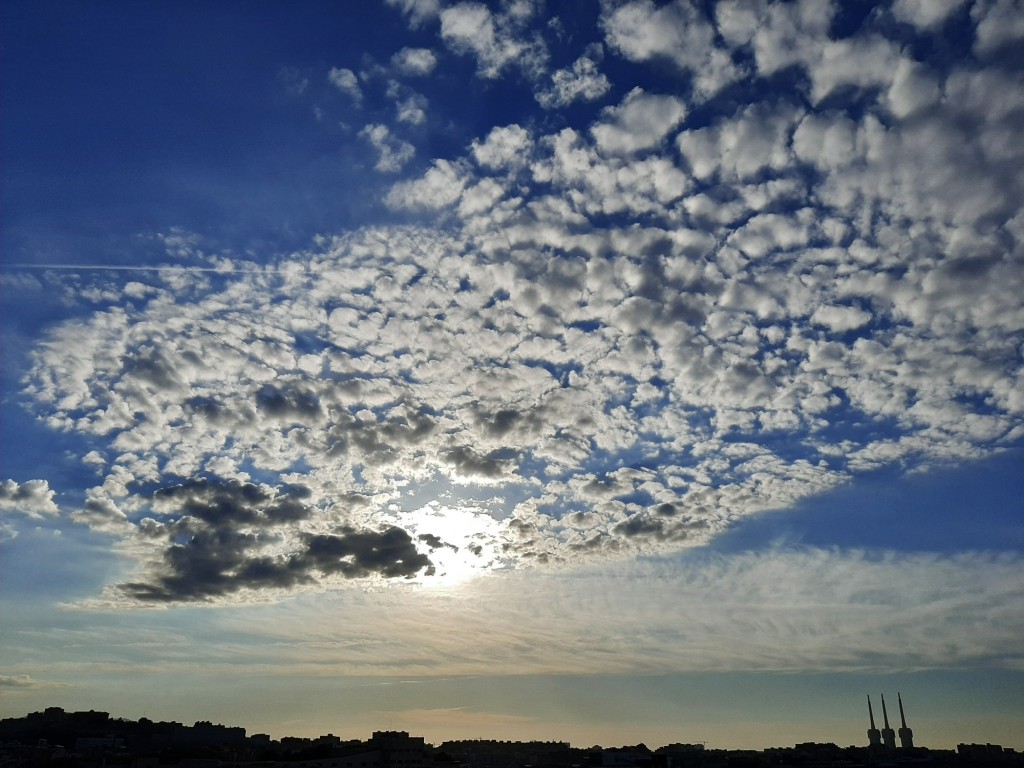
897, 692, 914, 750
880, 694, 897, 752
867, 695, 882, 749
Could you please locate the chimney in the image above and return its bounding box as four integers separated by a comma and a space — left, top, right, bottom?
866, 695, 882, 749
897, 692, 915, 750
880, 694, 897, 752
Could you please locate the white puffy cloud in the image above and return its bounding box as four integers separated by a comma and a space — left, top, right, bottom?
809, 36, 902, 105
590, 88, 687, 155
728, 3, 934, 116
327, 67, 362, 103
530, 128, 690, 218
384, 160, 467, 209
747, 0, 835, 77
602, 0, 740, 99
715, 0, 760, 46
360, 123, 416, 172
885, 58, 941, 119
810, 305, 873, 333
471, 124, 533, 170
677, 103, 800, 181
395, 94, 427, 125
391, 47, 438, 76
536, 50, 611, 109
973, 0, 1024, 56
792, 112, 858, 169
384, 0, 440, 28
892, 0, 970, 30
441, 2, 494, 52
439, 1, 547, 79
0, 479, 60, 518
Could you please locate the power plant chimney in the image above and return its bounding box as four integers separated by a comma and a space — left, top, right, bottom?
898, 692, 914, 749
866, 695, 882, 749
880, 694, 897, 752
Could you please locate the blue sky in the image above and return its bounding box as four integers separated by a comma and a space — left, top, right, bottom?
2, 0, 1023, 751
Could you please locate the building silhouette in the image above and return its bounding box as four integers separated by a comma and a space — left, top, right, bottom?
6, 703, 1024, 768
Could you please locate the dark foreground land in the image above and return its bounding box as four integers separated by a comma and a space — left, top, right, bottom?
2, 709, 1021, 768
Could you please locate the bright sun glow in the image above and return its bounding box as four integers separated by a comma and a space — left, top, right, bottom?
394, 502, 506, 588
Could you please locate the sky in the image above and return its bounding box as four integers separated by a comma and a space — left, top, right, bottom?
2, 0, 1023, 752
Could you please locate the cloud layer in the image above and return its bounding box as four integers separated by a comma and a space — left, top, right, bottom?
10, 0, 1024, 603
28, 549, 1024, 677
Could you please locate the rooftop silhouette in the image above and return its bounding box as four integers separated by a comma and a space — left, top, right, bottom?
1, 704, 1020, 768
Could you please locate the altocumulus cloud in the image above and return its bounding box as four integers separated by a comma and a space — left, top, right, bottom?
13, 0, 1024, 604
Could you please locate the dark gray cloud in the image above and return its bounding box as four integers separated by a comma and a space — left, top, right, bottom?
612, 513, 707, 543
418, 532, 457, 551
119, 480, 432, 602
153, 479, 309, 526
443, 446, 518, 479
303, 526, 432, 578
256, 384, 324, 421
123, 352, 178, 392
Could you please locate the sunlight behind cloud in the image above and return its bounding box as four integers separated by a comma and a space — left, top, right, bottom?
393, 502, 507, 588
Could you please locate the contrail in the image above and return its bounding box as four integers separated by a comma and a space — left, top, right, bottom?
6, 263, 297, 274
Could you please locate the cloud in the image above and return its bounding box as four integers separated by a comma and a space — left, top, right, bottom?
391, 47, 438, 77
602, 0, 739, 99
15, 0, 1024, 603
395, 93, 428, 126
24, 199, 1022, 600
884, 58, 941, 119
536, 49, 611, 109
590, 88, 687, 155
384, 159, 466, 209
117, 478, 433, 603
810, 305, 873, 333
277, 65, 310, 96
360, 123, 416, 172
808, 35, 902, 105
742, 0, 835, 77
0, 479, 60, 518
891, 0, 970, 30
327, 67, 362, 103
972, 0, 1024, 57
385, 0, 440, 28
0, 674, 67, 689
211, 548, 1024, 675
471, 124, 533, 170
439, 1, 548, 80
677, 102, 800, 181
